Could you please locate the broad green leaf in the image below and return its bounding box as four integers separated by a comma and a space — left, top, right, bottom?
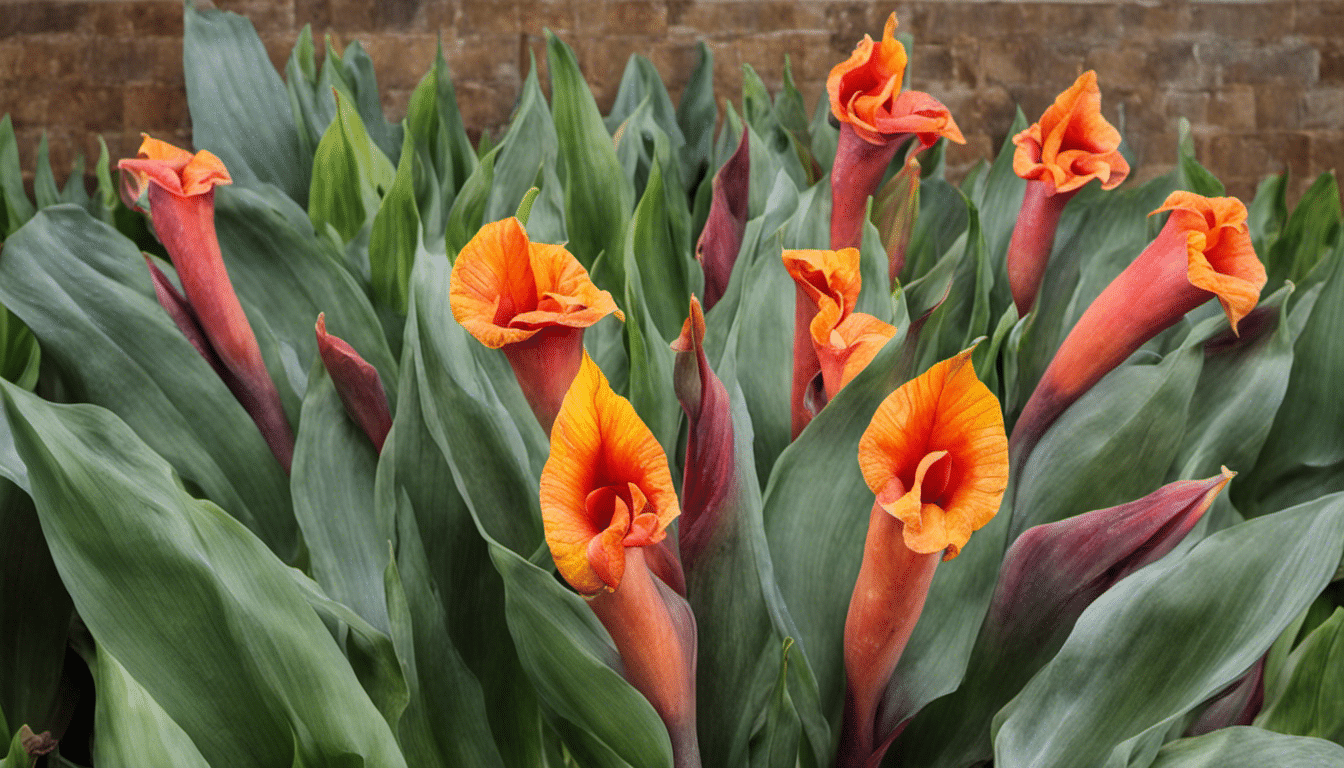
213, 184, 398, 412
490, 542, 674, 768
284, 25, 334, 157
1256, 608, 1344, 743
0, 115, 34, 237
547, 31, 633, 286
907, 190, 992, 372
966, 107, 1027, 318
291, 361, 389, 631
184, 4, 310, 204
604, 54, 685, 156
0, 729, 30, 768
1247, 173, 1288, 269
1148, 727, 1344, 768
309, 90, 396, 244
1176, 118, 1226, 198
0, 480, 70, 736
370, 128, 421, 314
623, 157, 682, 462
750, 641, 802, 768
0, 207, 294, 553
1173, 285, 1294, 492
445, 145, 499, 257
1238, 243, 1344, 515
375, 346, 517, 768
1011, 341, 1202, 537
675, 42, 716, 195
2, 384, 407, 768
903, 176, 969, 283
1265, 172, 1341, 291
485, 60, 560, 232
334, 41, 402, 162
33, 135, 59, 210
992, 493, 1344, 768
88, 646, 211, 768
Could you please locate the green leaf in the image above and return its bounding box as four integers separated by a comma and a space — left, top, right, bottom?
88, 645, 212, 768
1173, 286, 1294, 495
0, 728, 30, 768
2, 384, 408, 768
1238, 242, 1344, 515
370, 128, 421, 314
213, 184, 398, 410
33, 134, 59, 210
992, 493, 1344, 768
675, 42, 716, 194
444, 144, 499, 257
623, 157, 682, 462
1247, 173, 1288, 268
1011, 341, 1202, 537
0, 207, 295, 553
547, 31, 634, 284
284, 25, 332, 157
1177, 117, 1227, 198
309, 89, 396, 244
291, 360, 389, 630
0, 115, 35, 237
184, 4, 310, 204
1266, 172, 1341, 292
1148, 728, 1344, 768
375, 344, 516, 768
334, 41, 402, 163
0, 479, 71, 736
1256, 607, 1344, 743
485, 59, 562, 237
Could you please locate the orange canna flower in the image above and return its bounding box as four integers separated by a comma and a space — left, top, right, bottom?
838, 348, 1007, 768
450, 217, 624, 432
540, 351, 680, 595
827, 14, 964, 149
783, 248, 897, 438
1012, 71, 1129, 194
827, 14, 964, 253
540, 352, 700, 767
1008, 72, 1131, 316
1011, 191, 1266, 464
857, 348, 1009, 559
119, 135, 294, 471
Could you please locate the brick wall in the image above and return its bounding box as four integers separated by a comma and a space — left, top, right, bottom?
2, 0, 1340, 203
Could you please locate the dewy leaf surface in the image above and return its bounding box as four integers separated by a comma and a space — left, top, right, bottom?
2, 383, 407, 768
993, 493, 1344, 768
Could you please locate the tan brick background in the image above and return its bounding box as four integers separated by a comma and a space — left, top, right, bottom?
2, 0, 1341, 203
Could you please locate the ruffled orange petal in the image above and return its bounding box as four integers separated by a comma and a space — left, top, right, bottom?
873, 90, 967, 148
540, 352, 680, 595
117, 134, 232, 200
782, 248, 862, 347
450, 218, 622, 349
827, 14, 909, 143
820, 312, 899, 396
858, 348, 1008, 559
1153, 192, 1266, 333
1013, 71, 1129, 193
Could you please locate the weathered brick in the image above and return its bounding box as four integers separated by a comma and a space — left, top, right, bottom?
603, 2, 670, 37
122, 83, 188, 130
360, 33, 441, 91
1190, 3, 1293, 41
1211, 84, 1257, 132
458, 0, 524, 36
0, 1, 84, 38
1307, 132, 1343, 178
1197, 39, 1319, 86
46, 85, 122, 131
1302, 87, 1344, 130
1256, 85, 1306, 130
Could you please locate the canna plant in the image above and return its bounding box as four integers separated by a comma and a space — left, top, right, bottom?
2, 5, 1344, 768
